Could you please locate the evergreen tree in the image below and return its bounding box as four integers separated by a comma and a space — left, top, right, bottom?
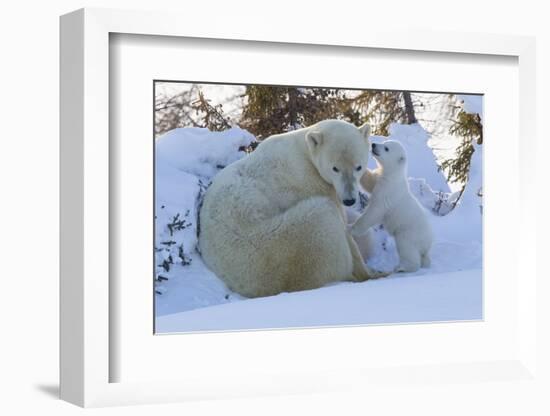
240, 86, 293, 139
348, 90, 417, 136
240, 87, 422, 139
403, 91, 418, 124
441, 107, 483, 198
241, 86, 350, 139
157, 84, 421, 140
191, 91, 232, 132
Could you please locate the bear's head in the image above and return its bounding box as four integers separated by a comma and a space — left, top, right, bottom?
305, 120, 371, 207
371, 140, 407, 175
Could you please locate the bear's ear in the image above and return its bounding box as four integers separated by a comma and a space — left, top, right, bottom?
398, 156, 406, 164
305, 130, 323, 152
358, 122, 371, 140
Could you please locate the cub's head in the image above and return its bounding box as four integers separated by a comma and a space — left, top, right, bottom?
371, 140, 407, 173
305, 120, 371, 207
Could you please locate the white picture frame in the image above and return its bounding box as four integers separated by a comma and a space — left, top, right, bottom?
60, 7, 539, 408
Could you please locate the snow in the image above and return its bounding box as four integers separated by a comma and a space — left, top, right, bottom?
413, 93, 463, 169
157, 270, 481, 333
154, 118, 482, 333
154, 127, 254, 305
156, 126, 255, 178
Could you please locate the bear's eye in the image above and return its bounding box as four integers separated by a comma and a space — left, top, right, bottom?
356, 165, 362, 171
384, 146, 389, 152
332, 167, 339, 173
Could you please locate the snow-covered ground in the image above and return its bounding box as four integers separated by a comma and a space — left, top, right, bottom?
157, 269, 481, 332
154, 101, 483, 333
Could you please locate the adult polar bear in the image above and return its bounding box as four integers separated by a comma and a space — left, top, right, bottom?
199, 120, 385, 298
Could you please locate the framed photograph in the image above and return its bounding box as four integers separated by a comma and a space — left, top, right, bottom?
60, 8, 539, 408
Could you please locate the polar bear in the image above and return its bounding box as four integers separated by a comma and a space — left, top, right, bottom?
346, 207, 378, 262
199, 120, 387, 298
351, 140, 433, 273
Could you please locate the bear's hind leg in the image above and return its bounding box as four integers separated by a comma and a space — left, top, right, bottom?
421, 251, 431, 268
394, 238, 421, 273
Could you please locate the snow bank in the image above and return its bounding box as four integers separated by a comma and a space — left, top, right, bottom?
154, 127, 254, 311
369, 123, 450, 194
156, 127, 256, 178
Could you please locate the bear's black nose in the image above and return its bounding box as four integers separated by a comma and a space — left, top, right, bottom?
343, 199, 356, 207
371, 143, 377, 150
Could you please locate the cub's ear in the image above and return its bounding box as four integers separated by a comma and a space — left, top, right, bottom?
358, 122, 371, 140
305, 130, 323, 152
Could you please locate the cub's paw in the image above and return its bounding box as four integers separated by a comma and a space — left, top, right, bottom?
394, 264, 420, 274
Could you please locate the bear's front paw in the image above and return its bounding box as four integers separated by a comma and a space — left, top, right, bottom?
394, 259, 422, 273
365, 265, 391, 279
394, 264, 420, 274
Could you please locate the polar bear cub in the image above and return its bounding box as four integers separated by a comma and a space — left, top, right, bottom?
351, 140, 433, 273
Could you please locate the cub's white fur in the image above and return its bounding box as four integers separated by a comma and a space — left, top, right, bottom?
199, 120, 387, 298
352, 140, 432, 273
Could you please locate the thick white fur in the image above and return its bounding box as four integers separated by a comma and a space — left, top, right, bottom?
352, 140, 433, 273
346, 208, 377, 262
199, 120, 386, 298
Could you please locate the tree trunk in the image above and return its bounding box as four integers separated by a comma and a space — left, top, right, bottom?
288, 88, 299, 129
402, 91, 417, 124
